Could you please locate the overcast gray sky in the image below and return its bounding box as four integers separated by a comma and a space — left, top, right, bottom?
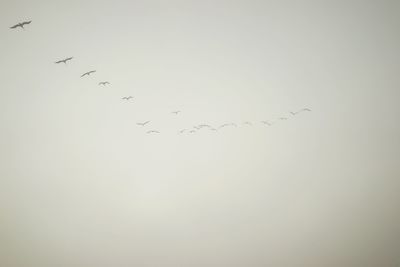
1, 0, 399, 266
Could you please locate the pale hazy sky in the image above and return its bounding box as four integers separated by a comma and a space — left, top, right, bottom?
1, 0, 399, 266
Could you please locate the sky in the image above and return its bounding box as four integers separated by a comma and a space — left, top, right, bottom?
0, 0, 399, 266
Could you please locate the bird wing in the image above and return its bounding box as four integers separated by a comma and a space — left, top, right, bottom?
22, 21, 32, 25
10, 24, 20, 29
80, 72, 88, 77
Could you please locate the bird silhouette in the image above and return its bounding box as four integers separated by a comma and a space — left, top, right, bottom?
291, 108, 312, 115
198, 124, 211, 128
55, 57, 73, 64
147, 130, 160, 134
261, 121, 273, 126
10, 21, 32, 30
122, 96, 133, 100
219, 123, 237, 129
172, 111, 181, 115
137, 121, 150, 126
80, 70, 96, 77
98, 81, 110, 86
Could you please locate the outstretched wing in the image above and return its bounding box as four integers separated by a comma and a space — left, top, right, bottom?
10, 24, 20, 29
55, 60, 63, 64
22, 21, 32, 26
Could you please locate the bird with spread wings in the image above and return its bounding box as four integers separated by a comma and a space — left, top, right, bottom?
147, 130, 160, 134
137, 121, 150, 126
55, 57, 73, 64
10, 21, 32, 30
80, 70, 96, 77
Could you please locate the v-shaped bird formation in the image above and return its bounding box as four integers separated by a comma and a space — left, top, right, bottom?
9, 19, 312, 136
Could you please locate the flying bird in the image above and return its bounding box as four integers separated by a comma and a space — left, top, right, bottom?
261, 121, 273, 126
98, 81, 110, 86
55, 57, 73, 64
147, 130, 160, 134
137, 121, 150, 126
291, 108, 312, 115
218, 123, 237, 129
122, 96, 133, 100
172, 111, 181, 115
198, 124, 211, 128
80, 70, 96, 77
10, 20, 32, 30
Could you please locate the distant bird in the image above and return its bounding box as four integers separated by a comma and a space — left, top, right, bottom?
122, 96, 133, 100
98, 81, 110, 86
10, 20, 32, 30
80, 70, 96, 77
137, 121, 150, 126
243, 121, 252, 126
172, 111, 181, 115
199, 124, 211, 128
219, 123, 237, 129
55, 57, 73, 64
147, 130, 160, 134
261, 121, 273, 126
291, 108, 312, 115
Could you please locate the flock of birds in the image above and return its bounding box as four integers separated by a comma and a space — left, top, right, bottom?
10, 20, 312, 135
